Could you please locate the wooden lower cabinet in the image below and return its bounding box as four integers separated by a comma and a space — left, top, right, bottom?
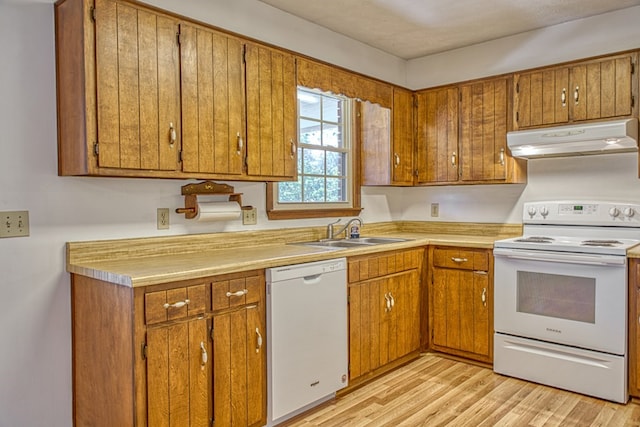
71, 270, 266, 427
428, 246, 493, 364
348, 248, 423, 385
629, 259, 640, 398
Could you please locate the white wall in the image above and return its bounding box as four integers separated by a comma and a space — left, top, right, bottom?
2, 1, 640, 426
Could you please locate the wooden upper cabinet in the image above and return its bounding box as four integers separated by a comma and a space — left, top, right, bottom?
392, 88, 415, 185
179, 24, 244, 176
460, 76, 509, 182
94, 0, 181, 171
415, 86, 459, 184
245, 43, 297, 180
514, 52, 637, 129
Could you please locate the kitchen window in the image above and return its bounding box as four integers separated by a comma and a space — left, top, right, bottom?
267, 87, 362, 219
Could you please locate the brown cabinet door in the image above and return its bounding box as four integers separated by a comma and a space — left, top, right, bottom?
180, 24, 244, 176
245, 43, 297, 179
392, 88, 415, 185
514, 67, 569, 129
431, 261, 491, 362
416, 87, 459, 184
460, 77, 509, 182
570, 55, 634, 121
146, 317, 211, 426
361, 102, 392, 186
94, 0, 180, 171
389, 270, 421, 360
348, 278, 383, 381
212, 278, 266, 427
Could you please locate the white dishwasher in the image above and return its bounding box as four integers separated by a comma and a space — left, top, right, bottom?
266, 258, 348, 425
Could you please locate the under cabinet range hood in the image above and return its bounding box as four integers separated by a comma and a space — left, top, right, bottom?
507, 118, 638, 159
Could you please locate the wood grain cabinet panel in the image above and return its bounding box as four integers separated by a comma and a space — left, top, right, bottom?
416, 77, 525, 185
429, 246, 493, 364
514, 53, 637, 129
348, 248, 422, 386
245, 43, 297, 180
180, 24, 244, 177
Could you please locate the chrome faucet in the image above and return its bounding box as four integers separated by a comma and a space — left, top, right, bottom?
326, 217, 364, 240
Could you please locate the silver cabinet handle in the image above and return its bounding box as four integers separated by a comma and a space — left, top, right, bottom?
290, 139, 296, 158
574, 86, 580, 104
163, 299, 190, 309
451, 257, 468, 263
237, 132, 243, 154
200, 341, 208, 367
481, 288, 487, 307
169, 122, 177, 146
394, 153, 400, 167
388, 292, 395, 309
451, 151, 457, 166
255, 327, 263, 353
226, 289, 248, 298
384, 293, 391, 312
561, 88, 567, 107
499, 148, 505, 166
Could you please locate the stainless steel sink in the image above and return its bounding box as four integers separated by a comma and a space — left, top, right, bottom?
291, 236, 412, 249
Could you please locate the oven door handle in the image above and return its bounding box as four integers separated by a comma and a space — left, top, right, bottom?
493, 248, 626, 266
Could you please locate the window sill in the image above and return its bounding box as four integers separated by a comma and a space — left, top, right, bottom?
266, 207, 363, 220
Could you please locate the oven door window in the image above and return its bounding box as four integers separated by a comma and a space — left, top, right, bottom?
517, 271, 595, 323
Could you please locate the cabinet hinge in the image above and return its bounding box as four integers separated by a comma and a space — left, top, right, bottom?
210, 326, 214, 341
242, 45, 247, 64
93, 142, 99, 156
178, 150, 183, 163
515, 82, 519, 93
459, 92, 462, 102
142, 343, 147, 360
632, 62, 635, 75
515, 111, 519, 123
90, 6, 96, 22
176, 25, 181, 45
413, 169, 418, 178
632, 95, 635, 108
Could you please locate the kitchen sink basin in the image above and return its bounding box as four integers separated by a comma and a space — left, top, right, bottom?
291, 236, 412, 249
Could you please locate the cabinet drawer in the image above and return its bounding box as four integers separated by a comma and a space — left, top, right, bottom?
145, 284, 207, 325
212, 274, 262, 310
348, 248, 423, 283
432, 248, 489, 271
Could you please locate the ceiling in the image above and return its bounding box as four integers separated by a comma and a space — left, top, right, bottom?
258, 0, 640, 59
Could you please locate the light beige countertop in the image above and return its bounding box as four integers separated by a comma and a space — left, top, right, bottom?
67, 221, 521, 287
627, 246, 640, 258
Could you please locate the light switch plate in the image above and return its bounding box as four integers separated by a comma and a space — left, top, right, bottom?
242, 207, 257, 225
430, 203, 439, 217
157, 208, 170, 230
0, 211, 30, 238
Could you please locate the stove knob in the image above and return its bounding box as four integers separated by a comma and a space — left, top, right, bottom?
609, 207, 620, 218
527, 206, 537, 217
540, 206, 549, 218
624, 207, 635, 218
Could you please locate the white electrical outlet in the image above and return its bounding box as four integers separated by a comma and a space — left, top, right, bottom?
242, 207, 257, 225
430, 203, 439, 217
0, 211, 30, 238
157, 208, 170, 230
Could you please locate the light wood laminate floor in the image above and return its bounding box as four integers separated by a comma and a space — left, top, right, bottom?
283, 353, 640, 426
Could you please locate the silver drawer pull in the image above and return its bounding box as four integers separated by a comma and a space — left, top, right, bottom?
451, 257, 468, 263
163, 299, 190, 309
226, 289, 248, 298
256, 327, 263, 353
200, 341, 208, 367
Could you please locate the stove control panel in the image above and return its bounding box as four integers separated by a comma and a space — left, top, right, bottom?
523, 201, 640, 226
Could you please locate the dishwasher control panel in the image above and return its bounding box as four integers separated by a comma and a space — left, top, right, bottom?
266, 258, 346, 283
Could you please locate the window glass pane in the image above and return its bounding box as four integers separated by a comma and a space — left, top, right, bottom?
326, 151, 344, 176
302, 148, 325, 175
326, 178, 345, 202
300, 119, 321, 145
297, 148, 302, 172
323, 97, 340, 123
303, 177, 325, 202
278, 178, 302, 203
299, 92, 321, 119
323, 123, 341, 148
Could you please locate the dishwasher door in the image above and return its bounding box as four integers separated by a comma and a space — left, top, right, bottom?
266, 258, 348, 424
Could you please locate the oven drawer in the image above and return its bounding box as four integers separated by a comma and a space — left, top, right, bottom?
433, 248, 489, 271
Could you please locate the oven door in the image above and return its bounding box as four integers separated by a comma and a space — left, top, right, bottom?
493, 247, 627, 355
